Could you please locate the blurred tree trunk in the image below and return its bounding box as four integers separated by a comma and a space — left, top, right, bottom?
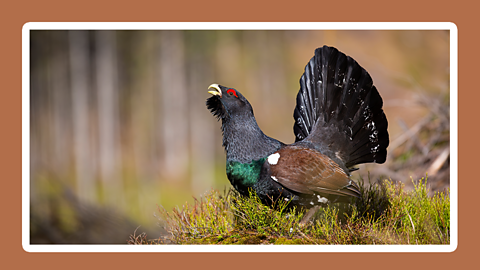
51, 31, 71, 177
214, 31, 242, 84
127, 31, 157, 180
243, 31, 291, 142
69, 30, 95, 203
30, 31, 49, 203
157, 31, 188, 180
95, 30, 124, 205
188, 31, 215, 194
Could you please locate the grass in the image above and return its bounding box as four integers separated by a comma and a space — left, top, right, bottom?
134, 177, 450, 245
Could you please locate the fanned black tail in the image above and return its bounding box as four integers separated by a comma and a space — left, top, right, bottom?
293, 46, 389, 168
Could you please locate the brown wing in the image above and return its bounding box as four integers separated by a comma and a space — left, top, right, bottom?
266, 146, 360, 197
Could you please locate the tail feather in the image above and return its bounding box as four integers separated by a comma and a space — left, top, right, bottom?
293, 46, 389, 168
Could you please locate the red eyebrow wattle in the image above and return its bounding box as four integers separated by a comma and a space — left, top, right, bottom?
227, 89, 238, 98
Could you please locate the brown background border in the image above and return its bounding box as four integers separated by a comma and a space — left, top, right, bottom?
3, 0, 474, 269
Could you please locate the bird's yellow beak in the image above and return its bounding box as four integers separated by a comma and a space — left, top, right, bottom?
208, 84, 222, 97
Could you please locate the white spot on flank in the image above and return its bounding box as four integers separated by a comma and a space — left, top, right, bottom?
317, 195, 329, 204
310, 201, 314, 205
271, 176, 278, 182
268, 153, 280, 165
284, 198, 289, 201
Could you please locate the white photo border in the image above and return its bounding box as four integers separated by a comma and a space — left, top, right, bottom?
22, 22, 458, 252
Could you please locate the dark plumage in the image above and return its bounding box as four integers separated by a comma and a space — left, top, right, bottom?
206, 45, 389, 208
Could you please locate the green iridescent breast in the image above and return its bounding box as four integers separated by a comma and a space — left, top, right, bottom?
226, 157, 267, 187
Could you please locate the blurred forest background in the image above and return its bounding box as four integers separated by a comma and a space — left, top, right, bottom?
29, 29, 450, 243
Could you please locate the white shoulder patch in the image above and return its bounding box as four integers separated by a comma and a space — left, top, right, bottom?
317, 195, 329, 204
267, 153, 280, 165
271, 176, 278, 182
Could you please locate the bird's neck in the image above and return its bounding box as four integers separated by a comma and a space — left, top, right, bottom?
221, 116, 282, 164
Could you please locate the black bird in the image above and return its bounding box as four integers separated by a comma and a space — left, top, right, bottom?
206, 45, 389, 208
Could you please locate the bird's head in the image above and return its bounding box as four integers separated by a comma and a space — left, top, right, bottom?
206, 84, 253, 121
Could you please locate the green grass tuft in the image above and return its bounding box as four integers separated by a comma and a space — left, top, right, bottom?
143, 177, 449, 245
230, 188, 305, 237
157, 189, 234, 243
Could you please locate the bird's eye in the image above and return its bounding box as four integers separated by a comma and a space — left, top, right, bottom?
227, 89, 238, 98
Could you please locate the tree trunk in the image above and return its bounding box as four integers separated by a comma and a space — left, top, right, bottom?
157, 31, 188, 180
69, 30, 95, 203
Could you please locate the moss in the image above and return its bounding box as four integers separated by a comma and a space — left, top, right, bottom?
273, 237, 308, 244
187, 236, 222, 244
236, 234, 266, 244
